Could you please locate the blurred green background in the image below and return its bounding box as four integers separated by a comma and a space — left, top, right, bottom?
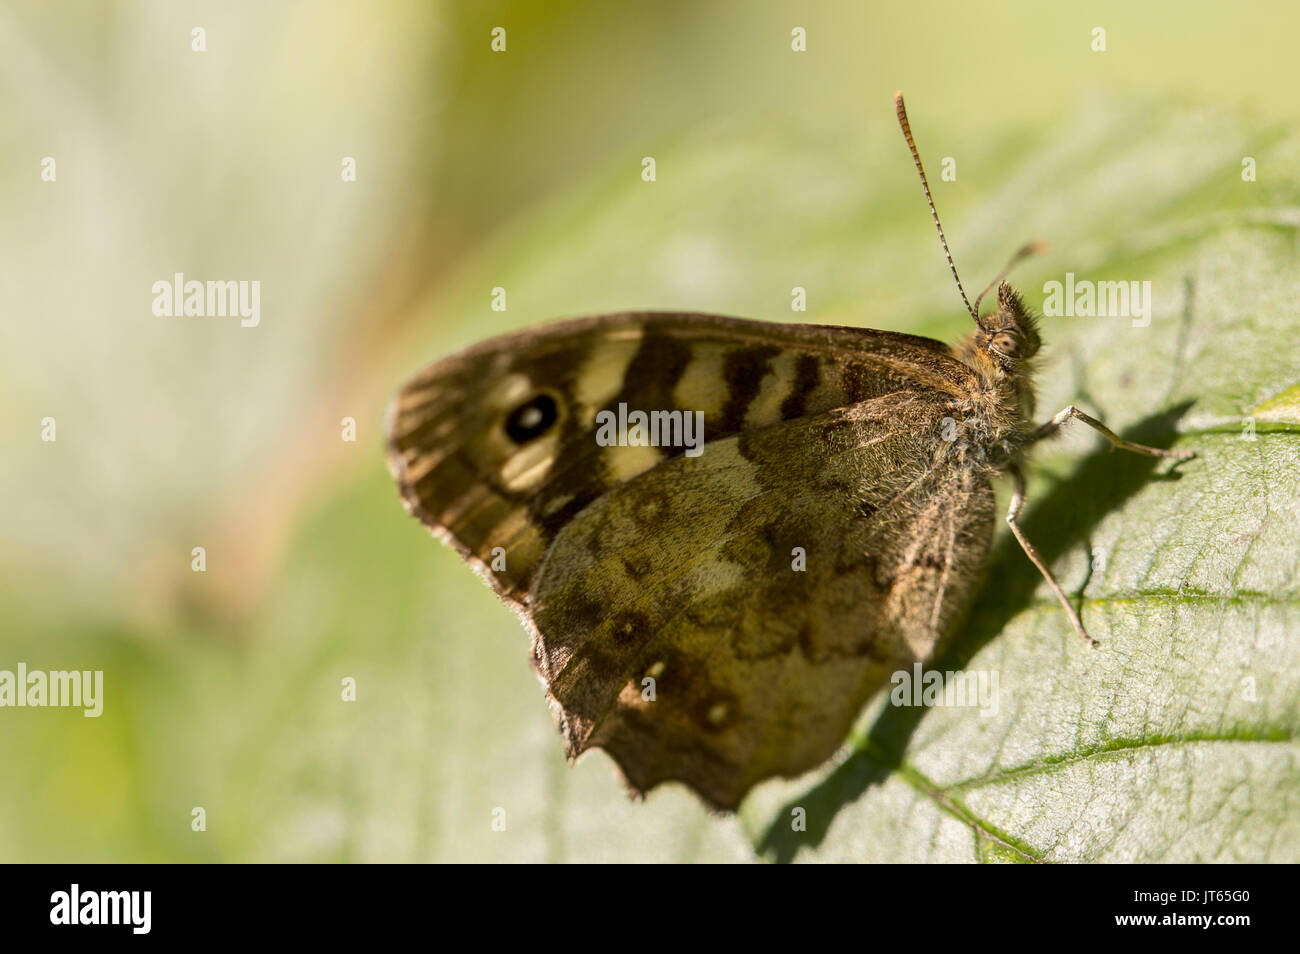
2, 1, 1298, 862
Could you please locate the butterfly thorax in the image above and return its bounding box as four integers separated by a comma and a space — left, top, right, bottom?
950, 281, 1041, 470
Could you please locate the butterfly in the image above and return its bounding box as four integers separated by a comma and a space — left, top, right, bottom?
385, 93, 1193, 811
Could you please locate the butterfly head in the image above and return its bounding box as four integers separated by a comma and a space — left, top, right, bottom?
957, 280, 1042, 427
974, 282, 1040, 371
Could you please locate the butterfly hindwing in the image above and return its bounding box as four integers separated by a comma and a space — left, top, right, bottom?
530, 398, 995, 809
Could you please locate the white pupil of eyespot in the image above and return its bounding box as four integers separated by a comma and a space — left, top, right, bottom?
518, 406, 544, 429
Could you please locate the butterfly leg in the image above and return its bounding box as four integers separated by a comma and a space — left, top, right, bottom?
1005, 463, 1098, 647
1033, 405, 1195, 460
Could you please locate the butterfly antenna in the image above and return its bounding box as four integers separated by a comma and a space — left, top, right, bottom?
972, 240, 1049, 316
894, 91, 976, 322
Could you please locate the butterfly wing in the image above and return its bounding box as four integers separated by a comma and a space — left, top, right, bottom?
530, 399, 994, 809
386, 311, 993, 809
387, 311, 967, 605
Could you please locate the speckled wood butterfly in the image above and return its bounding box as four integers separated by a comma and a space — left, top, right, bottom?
385, 93, 1193, 810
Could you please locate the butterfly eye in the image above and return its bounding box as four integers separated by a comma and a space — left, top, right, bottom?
504, 393, 560, 444
991, 332, 1019, 357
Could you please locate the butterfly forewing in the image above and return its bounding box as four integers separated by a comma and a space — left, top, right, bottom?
387, 313, 968, 589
